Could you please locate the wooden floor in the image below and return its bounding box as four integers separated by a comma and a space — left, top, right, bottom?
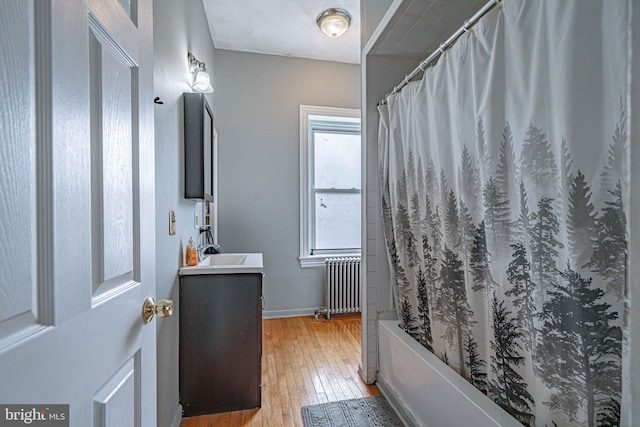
180, 315, 379, 427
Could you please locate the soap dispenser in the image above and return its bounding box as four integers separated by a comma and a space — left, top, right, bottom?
186, 236, 198, 266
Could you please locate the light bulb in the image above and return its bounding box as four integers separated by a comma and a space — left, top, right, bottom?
321, 14, 349, 38
192, 70, 213, 93
317, 8, 351, 38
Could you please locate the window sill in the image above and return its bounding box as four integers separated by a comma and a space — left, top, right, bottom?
299, 254, 361, 268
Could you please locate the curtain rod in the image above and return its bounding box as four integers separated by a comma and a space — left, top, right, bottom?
378, 0, 500, 106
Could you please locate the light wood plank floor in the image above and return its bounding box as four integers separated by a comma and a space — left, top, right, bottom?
180, 315, 379, 427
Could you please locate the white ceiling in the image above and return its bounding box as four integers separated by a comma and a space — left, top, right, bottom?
202, 0, 361, 64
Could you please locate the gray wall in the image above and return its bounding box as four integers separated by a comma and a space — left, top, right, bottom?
212, 49, 361, 318
153, 0, 215, 425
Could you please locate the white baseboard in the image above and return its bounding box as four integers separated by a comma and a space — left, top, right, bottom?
169, 404, 182, 427
262, 307, 317, 319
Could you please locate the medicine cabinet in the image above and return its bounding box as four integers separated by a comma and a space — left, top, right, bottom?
183, 92, 214, 201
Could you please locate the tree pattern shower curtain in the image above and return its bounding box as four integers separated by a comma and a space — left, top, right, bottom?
377, 1, 629, 426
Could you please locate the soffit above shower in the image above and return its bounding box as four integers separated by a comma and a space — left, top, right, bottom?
370, 0, 486, 59
201, 0, 361, 64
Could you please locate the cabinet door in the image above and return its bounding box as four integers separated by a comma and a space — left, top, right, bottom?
179, 274, 262, 416
183, 92, 214, 201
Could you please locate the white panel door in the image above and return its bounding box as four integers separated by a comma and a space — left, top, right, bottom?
0, 0, 156, 425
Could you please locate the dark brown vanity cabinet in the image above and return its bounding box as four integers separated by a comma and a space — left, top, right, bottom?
179, 273, 262, 417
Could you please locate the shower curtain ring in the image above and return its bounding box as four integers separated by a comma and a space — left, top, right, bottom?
463, 20, 470, 32
438, 43, 446, 54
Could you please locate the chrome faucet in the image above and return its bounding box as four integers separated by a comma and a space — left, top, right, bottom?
197, 244, 220, 262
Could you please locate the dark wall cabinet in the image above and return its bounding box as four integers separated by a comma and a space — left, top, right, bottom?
183, 92, 214, 201
179, 273, 262, 417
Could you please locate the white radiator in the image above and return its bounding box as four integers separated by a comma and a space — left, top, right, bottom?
324, 257, 361, 318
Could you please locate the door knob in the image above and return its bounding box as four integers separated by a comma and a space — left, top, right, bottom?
142, 297, 174, 324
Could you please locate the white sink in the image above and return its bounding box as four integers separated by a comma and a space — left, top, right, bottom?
179, 253, 263, 275
200, 254, 247, 266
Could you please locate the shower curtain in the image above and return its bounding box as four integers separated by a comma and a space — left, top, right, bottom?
377, 1, 629, 426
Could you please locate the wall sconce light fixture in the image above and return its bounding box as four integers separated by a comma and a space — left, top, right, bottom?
316, 8, 352, 38
188, 52, 213, 93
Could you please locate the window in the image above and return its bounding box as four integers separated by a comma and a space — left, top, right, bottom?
299, 105, 361, 267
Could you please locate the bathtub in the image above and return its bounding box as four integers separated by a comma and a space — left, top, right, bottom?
377, 320, 520, 427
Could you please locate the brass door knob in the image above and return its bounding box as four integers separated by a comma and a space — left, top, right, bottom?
142, 297, 174, 324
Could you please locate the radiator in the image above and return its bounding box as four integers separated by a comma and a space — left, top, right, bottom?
323, 257, 361, 319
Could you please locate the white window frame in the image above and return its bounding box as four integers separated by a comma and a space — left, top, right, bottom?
299, 105, 361, 268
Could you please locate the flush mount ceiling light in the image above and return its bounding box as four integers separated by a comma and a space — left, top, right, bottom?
188, 52, 213, 93
316, 8, 352, 38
